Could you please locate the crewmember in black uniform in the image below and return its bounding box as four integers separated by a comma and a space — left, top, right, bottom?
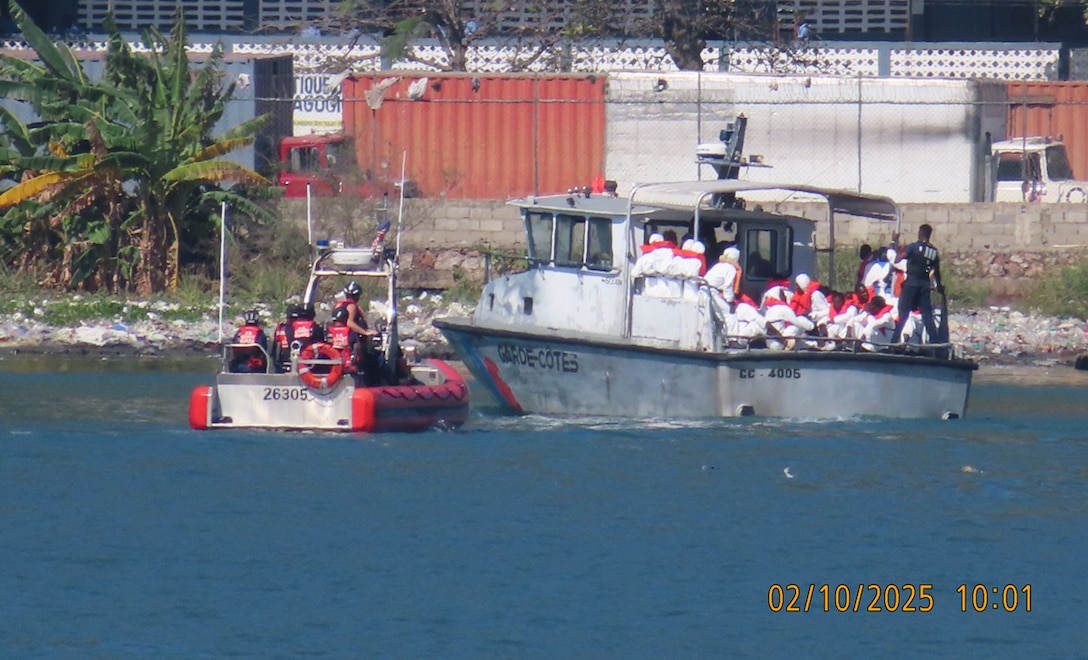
891, 224, 943, 345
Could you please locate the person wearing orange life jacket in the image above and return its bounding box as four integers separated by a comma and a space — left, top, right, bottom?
855, 244, 874, 291
825, 291, 859, 340
788, 273, 829, 325
632, 232, 675, 297
844, 283, 869, 315
706, 248, 766, 345
726, 294, 767, 345
285, 303, 324, 357
272, 318, 290, 372
857, 295, 897, 349
762, 285, 814, 349
335, 281, 382, 382
229, 310, 269, 373
325, 305, 354, 371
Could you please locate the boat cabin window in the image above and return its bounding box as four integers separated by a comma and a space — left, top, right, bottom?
586, 217, 612, 271
644, 221, 691, 246
701, 220, 736, 265
556, 214, 586, 268
744, 228, 791, 280
526, 211, 554, 263
526, 211, 613, 271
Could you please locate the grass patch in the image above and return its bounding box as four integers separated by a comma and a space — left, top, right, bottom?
943, 272, 989, 309
37, 297, 127, 326
444, 265, 482, 304
816, 247, 870, 292
1027, 259, 1088, 318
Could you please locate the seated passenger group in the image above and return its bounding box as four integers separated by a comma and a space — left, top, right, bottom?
633, 232, 942, 350
229, 281, 388, 379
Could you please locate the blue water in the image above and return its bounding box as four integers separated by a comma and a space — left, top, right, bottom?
1, 357, 1087, 657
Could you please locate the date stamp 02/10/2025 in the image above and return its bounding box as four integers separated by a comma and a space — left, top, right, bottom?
768, 584, 1032, 613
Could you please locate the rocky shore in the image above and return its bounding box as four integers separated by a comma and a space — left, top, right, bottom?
0, 293, 1085, 367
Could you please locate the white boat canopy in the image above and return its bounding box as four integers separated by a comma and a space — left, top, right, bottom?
628, 180, 900, 225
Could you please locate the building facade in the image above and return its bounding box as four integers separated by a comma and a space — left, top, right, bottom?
4, 1, 1087, 44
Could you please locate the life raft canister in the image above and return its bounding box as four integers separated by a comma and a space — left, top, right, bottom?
297, 341, 344, 390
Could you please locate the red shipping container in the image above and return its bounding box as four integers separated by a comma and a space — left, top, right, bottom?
343, 73, 606, 200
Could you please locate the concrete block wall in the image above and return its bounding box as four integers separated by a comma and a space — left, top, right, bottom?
282, 198, 1087, 293
404, 199, 1088, 253
397, 200, 525, 250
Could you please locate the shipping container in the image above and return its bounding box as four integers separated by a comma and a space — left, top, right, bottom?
1006, 82, 1088, 184
342, 73, 606, 200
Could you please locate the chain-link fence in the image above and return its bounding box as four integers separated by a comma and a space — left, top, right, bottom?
287, 72, 1088, 203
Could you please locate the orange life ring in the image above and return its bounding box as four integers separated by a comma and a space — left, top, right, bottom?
297, 342, 344, 390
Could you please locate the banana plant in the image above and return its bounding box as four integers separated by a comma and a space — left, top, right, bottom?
0, 0, 277, 293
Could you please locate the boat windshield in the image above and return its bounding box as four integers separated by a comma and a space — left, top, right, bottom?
525, 210, 615, 271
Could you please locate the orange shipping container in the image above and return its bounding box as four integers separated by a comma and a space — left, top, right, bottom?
343, 73, 606, 200
1006, 82, 1088, 184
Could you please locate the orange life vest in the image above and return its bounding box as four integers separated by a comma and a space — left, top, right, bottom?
789, 280, 821, 316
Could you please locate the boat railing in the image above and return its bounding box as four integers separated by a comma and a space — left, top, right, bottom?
482, 251, 535, 284
626, 275, 961, 360
293, 354, 346, 369
719, 334, 959, 360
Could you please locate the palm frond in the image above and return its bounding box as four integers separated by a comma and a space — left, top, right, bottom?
0, 171, 77, 207
0, 106, 33, 153
188, 137, 255, 163
7, 0, 80, 82
217, 114, 271, 142
163, 160, 271, 187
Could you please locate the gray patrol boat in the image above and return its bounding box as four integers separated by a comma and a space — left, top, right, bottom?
434, 122, 976, 420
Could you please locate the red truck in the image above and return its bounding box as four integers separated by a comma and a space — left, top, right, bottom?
278, 133, 393, 198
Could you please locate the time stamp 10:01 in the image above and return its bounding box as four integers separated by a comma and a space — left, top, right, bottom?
768, 584, 1032, 613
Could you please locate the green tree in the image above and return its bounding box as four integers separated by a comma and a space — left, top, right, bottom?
332, 0, 778, 73
336, 0, 614, 72
0, 1, 276, 293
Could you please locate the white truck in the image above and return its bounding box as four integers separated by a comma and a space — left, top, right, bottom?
990, 136, 1088, 203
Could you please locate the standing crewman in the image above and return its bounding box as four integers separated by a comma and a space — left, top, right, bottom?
334, 281, 381, 382
891, 224, 943, 345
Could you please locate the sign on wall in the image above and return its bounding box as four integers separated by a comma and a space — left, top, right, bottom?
294, 72, 343, 136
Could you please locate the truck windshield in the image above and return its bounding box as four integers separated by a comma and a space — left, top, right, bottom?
1046, 146, 1074, 181
996, 153, 1040, 182
288, 146, 321, 173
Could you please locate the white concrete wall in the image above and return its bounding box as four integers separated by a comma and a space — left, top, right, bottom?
605, 72, 1001, 203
